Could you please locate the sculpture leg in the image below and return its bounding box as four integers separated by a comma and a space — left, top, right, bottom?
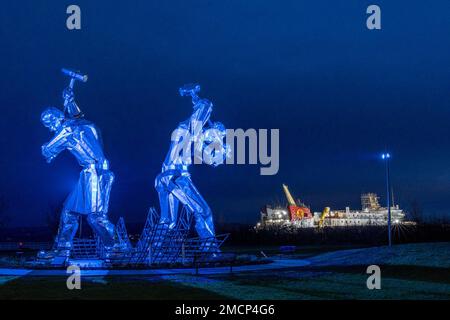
36, 209, 78, 261
169, 176, 216, 239
87, 212, 116, 248
156, 176, 179, 228
168, 193, 179, 228
56, 209, 79, 251
157, 187, 171, 225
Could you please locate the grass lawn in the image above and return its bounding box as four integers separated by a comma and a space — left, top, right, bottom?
1, 242, 449, 300
0, 276, 227, 300
222, 243, 369, 258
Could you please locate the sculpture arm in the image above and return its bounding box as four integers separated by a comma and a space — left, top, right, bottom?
201, 123, 230, 167
188, 100, 212, 164
189, 99, 212, 137
63, 86, 83, 118
192, 135, 205, 164
42, 127, 72, 163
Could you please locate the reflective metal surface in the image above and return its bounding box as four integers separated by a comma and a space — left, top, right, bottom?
155, 84, 228, 240
41, 83, 118, 253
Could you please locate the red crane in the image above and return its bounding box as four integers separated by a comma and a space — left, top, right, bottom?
282, 184, 313, 221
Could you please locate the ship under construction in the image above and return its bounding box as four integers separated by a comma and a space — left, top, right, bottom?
256, 184, 406, 229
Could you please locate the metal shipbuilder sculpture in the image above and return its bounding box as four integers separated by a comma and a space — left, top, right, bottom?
39, 69, 121, 260
155, 84, 228, 245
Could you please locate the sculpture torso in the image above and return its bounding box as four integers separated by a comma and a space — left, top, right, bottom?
66, 120, 107, 167
43, 119, 109, 169
161, 99, 213, 173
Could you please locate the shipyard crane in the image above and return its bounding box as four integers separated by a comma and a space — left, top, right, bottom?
282, 184, 312, 221
318, 207, 330, 228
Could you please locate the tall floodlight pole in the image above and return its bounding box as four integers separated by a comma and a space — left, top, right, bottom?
382, 153, 392, 247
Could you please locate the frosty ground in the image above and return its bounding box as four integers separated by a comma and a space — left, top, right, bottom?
0, 242, 449, 299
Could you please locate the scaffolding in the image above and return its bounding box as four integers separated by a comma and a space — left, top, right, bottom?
71, 238, 99, 259
116, 217, 132, 250
100, 205, 229, 267
361, 193, 381, 210
183, 234, 229, 263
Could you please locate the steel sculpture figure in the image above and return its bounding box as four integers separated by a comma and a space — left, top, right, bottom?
39, 69, 120, 260
155, 84, 228, 243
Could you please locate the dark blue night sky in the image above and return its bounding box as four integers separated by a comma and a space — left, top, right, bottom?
1, 0, 450, 227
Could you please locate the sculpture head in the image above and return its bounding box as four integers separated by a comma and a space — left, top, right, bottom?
204, 121, 226, 142
41, 107, 65, 132
179, 83, 206, 107
179, 83, 200, 99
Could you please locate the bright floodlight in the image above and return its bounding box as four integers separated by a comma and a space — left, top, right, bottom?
382, 153, 391, 160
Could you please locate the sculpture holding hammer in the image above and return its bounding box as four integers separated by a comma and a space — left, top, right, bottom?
38, 68, 124, 262
155, 84, 229, 251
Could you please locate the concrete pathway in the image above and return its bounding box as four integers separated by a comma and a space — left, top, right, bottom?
0, 258, 310, 277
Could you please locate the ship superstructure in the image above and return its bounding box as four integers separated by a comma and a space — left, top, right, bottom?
257, 186, 406, 229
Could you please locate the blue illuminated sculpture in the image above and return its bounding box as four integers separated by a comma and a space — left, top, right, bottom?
155, 84, 228, 242
39, 69, 121, 260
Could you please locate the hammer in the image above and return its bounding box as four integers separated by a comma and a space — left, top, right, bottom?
62, 68, 88, 89
179, 83, 201, 104
61, 68, 88, 118
179, 83, 216, 128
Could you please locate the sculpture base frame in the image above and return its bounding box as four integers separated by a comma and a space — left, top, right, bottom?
33, 207, 229, 269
